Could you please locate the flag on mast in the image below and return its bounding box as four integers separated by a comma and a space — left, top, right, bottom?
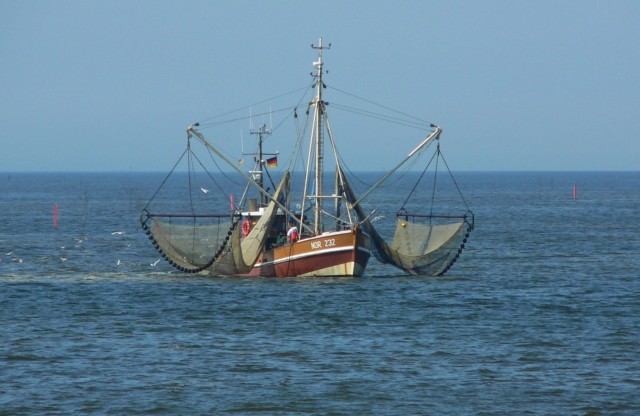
266, 156, 277, 167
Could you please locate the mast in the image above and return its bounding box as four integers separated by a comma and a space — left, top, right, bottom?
249, 123, 271, 205
311, 38, 330, 234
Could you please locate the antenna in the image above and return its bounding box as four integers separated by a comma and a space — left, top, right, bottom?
311, 37, 331, 79
249, 123, 273, 205
311, 37, 331, 51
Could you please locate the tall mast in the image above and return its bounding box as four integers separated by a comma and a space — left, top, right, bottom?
311, 38, 330, 234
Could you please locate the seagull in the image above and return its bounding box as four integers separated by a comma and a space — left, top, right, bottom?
111, 231, 125, 235
151, 259, 161, 266
117, 259, 121, 266
60, 257, 67, 262
200, 187, 209, 194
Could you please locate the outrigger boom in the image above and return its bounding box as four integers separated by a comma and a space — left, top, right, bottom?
186, 124, 313, 235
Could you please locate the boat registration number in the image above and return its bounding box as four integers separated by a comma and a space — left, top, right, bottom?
310, 239, 336, 249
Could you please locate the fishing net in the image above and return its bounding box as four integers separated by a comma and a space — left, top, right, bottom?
386, 213, 472, 276
141, 213, 240, 273
141, 172, 290, 275
342, 139, 474, 276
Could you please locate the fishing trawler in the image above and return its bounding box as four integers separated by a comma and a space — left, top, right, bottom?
141, 39, 473, 277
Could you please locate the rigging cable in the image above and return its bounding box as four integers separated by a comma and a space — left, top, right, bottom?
187, 139, 196, 214
196, 106, 295, 130
269, 81, 315, 134
189, 147, 235, 200
430, 145, 440, 218
201, 141, 245, 187
329, 85, 432, 124
329, 103, 428, 131
142, 147, 190, 212
195, 86, 310, 126
398, 143, 439, 212
437, 146, 472, 212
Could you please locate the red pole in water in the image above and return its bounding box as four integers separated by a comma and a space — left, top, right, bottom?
53, 204, 59, 229
572, 185, 577, 200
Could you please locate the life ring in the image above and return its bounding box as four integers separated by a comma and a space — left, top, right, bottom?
241, 220, 252, 237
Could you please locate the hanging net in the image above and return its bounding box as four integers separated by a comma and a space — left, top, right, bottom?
142, 172, 290, 275
141, 212, 241, 273
343, 140, 474, 276
384, 211, 472, 276
140, 126, 291, 275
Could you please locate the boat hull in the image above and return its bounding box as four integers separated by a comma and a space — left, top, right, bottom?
249, 228, 371, 277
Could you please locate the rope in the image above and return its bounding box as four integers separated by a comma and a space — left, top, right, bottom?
189, 147, 235, 197
438, 149, 472, 212
329, 85, 431, 125
396, 140, 473, 228
270, 84, 315, 135
194, 85, 310, 126
398, 144, 438, 211
329, 103, 428, 131
187, 142, 195, 215
430, 145, 440, 218
142, 147, 189, 211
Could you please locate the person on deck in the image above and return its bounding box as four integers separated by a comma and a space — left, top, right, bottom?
287, 221, 299, 244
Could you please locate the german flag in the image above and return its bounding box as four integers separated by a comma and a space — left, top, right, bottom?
266, 156, 277, 168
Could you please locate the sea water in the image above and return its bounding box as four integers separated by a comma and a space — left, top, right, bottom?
1, 172, 639, 415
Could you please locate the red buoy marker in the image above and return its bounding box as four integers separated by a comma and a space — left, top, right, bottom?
53, 204, 59, 229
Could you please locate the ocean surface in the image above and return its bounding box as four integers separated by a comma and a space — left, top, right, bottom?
1, 171, 639, 415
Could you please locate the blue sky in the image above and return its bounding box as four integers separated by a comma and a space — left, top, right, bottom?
1, 0, 638, 172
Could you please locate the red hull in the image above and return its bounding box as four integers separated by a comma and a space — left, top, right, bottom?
249, 228, 370, 277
